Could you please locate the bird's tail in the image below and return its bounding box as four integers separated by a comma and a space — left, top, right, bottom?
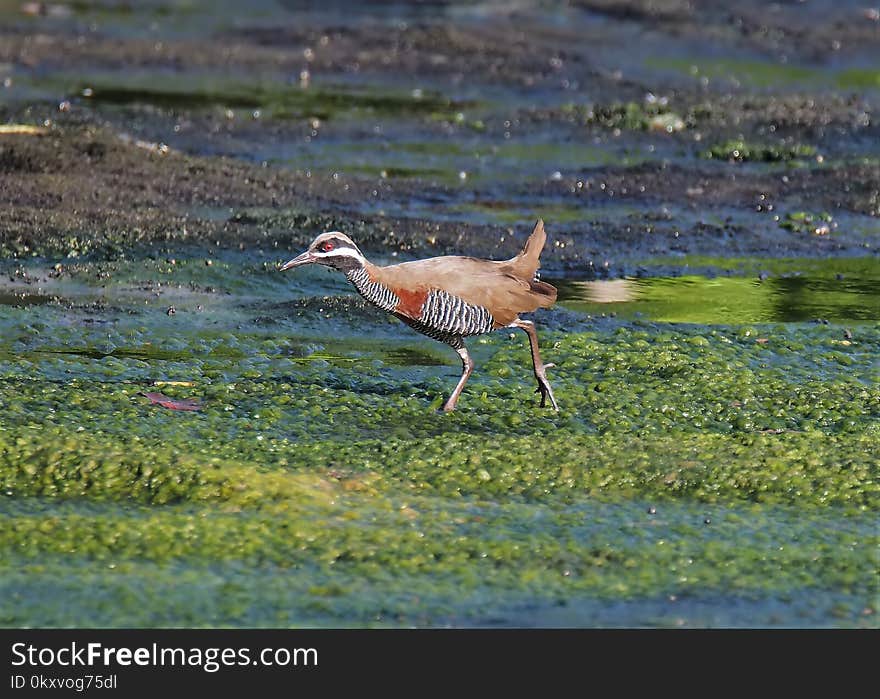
510, 219, 548, 280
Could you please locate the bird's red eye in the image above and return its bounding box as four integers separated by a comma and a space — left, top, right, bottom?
320, 241, 335, 252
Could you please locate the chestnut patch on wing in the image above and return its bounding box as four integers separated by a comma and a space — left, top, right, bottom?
394, 287, 428, 319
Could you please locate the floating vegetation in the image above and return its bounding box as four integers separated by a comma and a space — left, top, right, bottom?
779, 211, 834, 235
703, 140, 817, 162
75, 78, 473, 122
561, 101, 687, 133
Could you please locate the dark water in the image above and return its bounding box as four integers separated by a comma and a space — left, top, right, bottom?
0, 292, 54, 306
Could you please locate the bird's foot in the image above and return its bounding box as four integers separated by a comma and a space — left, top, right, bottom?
535, 383, 559, 410
534, 364, 559, 411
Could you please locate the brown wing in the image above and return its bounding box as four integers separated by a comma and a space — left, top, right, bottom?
377, 256, 556, 328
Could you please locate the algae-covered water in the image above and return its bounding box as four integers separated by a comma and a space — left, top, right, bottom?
0, 252, 876, 627
0, 0, 878, 627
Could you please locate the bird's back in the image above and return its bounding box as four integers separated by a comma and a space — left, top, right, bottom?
371, 221, 555, 328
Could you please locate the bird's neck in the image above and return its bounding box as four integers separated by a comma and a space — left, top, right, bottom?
342, 257, 371, 284
345, 261, 399, 313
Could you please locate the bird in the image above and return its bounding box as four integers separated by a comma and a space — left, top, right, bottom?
280, 219, 558, 412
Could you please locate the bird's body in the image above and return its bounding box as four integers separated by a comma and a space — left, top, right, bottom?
281, 220, 558, 411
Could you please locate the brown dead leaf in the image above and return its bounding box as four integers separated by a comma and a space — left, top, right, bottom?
141, 391, 201, 411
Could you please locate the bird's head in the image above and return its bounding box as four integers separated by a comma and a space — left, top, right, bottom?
279, 232, 366, 273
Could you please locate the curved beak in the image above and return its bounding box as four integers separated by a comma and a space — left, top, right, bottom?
279, 251, 314, 271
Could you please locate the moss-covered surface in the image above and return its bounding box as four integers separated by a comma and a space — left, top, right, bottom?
779, 211, 834, 235
559, 101, 686, 133
702, 140, 817, 163
0, 258, 877, 627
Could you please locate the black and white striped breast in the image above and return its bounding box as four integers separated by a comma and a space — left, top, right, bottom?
419, 289, 495, 337
346, 268, 399, 312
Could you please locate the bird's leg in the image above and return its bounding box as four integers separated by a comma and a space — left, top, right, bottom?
510, 319, 559, 411
442, 345, 474, 412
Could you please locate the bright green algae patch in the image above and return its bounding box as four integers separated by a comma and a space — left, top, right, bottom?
67, 74, 474, 122
650, 57, 880, 92
0, 272, 877, 626
0, 495, 874, 627
556, 273, 879, 324
702, 140, 817, 163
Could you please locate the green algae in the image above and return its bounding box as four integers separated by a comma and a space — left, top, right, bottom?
488, 141, 645, 168
779, 211, 834, 234
652, 57, 880, 95
275, 139, 643, 190
651, 57, 825, 89
72, 75, 471, 122
560, 101, 686, 132
555, 272, 880, 324
634, 256, 880, 280
831, 69, 880, 91
0, 253, 877, 629
703, 139, 817, 163
450, 201, 601, 226
0, 272, 877, 626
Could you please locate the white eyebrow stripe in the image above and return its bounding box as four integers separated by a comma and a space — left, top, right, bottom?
319, 247, 365, 261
